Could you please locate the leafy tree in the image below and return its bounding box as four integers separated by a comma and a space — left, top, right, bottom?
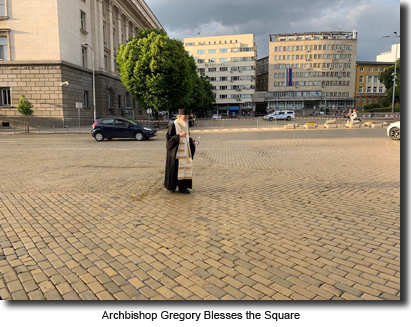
17, 95, 34, 133
379, 59, 400, 105
116, 29, 197, 114
186, 72, 216, 117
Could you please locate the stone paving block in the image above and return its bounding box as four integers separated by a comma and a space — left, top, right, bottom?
0, 131, 400, 300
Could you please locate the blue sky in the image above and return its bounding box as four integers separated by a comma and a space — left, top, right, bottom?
145, 0, 400, 60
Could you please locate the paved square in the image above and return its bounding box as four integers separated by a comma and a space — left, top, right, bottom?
0, 128, 400, 300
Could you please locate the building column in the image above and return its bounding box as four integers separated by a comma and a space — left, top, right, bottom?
125, 18, 130, 41
108, 3, 114, 73
96, 0, 105, 70
117, 10, 122, 46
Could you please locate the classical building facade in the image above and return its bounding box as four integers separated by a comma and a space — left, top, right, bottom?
263, 31, 357, 112
355, 61, 393, 109
0, 0, 162, 126
184, 34, 256, 117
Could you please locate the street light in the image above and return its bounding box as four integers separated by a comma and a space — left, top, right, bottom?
382, 32, 400, 116
82, 42, 96, 121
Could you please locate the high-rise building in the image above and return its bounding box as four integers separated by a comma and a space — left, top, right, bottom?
184, 34, 256, 117
0, 0, 162, 125
263, 31, 357, 113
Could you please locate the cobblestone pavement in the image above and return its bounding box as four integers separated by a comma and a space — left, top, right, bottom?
0, 128, 400, 300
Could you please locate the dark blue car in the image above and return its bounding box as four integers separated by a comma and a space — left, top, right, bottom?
92, 117, 157, 142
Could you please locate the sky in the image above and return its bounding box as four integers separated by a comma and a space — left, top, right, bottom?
144, 0, 400, 61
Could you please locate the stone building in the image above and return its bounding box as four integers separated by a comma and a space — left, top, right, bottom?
0, 0, 162, 126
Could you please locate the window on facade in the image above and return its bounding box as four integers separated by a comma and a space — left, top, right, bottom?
197, 59, 204, 64
0, 35, 8, 60
220, 67, 228, 71
219, 95, 227, 99
197, 50, 205, 54
125, 92, 130, 107
0, 0, 6, 17
0, 87, 11, 106
108, 89, 114, 108
208, 49, 216, 54
104, 55, 108, 71
220, 77, 227, 81
220, 58, 227, 62
208, 59, 216, 63
82, 47, 87, 67
220, 49, 228, 53
80, 11, 86, 31
208, 68, 216, 72
359, 76, 364, 83
198, 68, 205, 73
367, 87, 371, 93
84, 91, 89, 108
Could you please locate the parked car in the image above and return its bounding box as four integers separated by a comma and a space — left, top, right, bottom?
212, 114, 222, 120
387, 121, 400, 140
92, 118, 157, 142
263, 111, 295, 121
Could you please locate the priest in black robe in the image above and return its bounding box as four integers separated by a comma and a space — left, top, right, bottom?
164, 109, 197, 194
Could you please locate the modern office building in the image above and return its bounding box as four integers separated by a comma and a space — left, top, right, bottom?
263, 31, 357, 112
184, 34, 256, 117
0, 0, 162, 125
355, 61, 393, 109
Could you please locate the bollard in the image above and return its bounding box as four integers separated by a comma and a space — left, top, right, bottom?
12, 126, 15, 134
53, 125, 55, 133
38, 126, 40, 134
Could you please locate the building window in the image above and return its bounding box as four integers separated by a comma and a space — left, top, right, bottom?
208, 68, 216, 72
359, 87, 363, 93
197, 50, 205, 54
220, 67, 228, 72
0, 0, 9, 19
108, 89, 114, 108
0, 0, 7, 17
208, 49, 216, 54
82, 47, 87, 67
80, 11, 87, 31
220, 49, 228, 53
84, 91, 89, 108
367, 87, 371, 93
219, 95, 227, 99
104, 55, 108, 71
0, 35, 8, 60
0, 87, 11, 106
125, 92, 130, 107
369, 67, 373, 72
359, 76, 364, 83
220, 58, 227, 62
375, 68, 379, 72
197, 59, 204, 64
360, 67, 364, 72
208, 58, 216, 63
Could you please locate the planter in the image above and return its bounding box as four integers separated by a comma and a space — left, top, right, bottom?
304, 122, 317, 129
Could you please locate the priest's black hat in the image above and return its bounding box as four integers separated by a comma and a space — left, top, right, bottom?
178, 109, 189, 115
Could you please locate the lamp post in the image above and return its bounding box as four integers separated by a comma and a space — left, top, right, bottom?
83, 43, 96, 121
382, 32, 400, 116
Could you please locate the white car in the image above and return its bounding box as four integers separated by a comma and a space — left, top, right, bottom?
387, 121, 400, 140
263, 111, 295, 121
212, 114, 222, 120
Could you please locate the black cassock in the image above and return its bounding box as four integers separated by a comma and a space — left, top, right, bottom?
164, 123, 196, 191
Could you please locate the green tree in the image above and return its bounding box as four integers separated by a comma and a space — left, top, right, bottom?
186, 72, 216, 117
116, 29, 197, 114
17, 95, 34, 133
379, 59, 400, 105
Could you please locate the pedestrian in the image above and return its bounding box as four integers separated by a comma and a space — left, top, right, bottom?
164, 109, 198, 194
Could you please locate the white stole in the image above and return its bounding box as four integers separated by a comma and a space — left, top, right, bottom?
174, 121, 193, 180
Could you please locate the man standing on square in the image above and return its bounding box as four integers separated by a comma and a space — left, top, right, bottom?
164, 109, 197, 194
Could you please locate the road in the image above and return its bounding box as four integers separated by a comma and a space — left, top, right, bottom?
0, 128, 400, 300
